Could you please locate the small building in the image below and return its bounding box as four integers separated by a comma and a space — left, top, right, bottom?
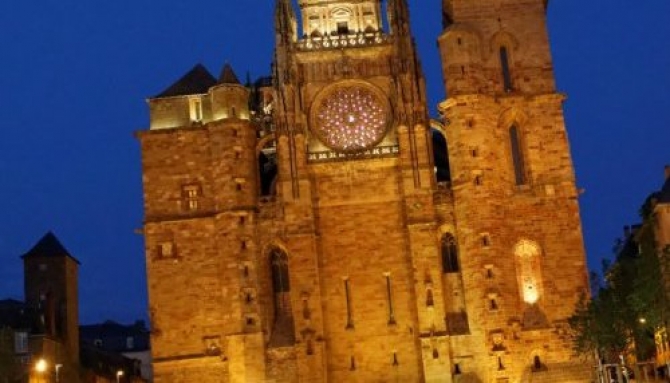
0, 232, 147, 383
80, 321, 152, 381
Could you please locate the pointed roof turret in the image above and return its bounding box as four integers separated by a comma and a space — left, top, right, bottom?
22, 232, 80, 264
218, 63, 241, 85
275, 0, 297, 43
153, 64, 217, 98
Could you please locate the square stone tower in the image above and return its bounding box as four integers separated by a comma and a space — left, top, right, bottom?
137, 0, 591, 381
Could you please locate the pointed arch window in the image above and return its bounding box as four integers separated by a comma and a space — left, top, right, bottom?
271, 248, 290, 293
268, 247, 296, 347
270, 248, 291, 316
509, 125, 527, 185
500, 46, 513, 92
441, 233, 460, 273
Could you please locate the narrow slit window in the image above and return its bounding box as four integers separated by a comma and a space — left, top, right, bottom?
510, 125, 526, 185
183, 184, 201, 211
385, 274, 396, 325
500, 47, 513, 92
344, 279, 354, 329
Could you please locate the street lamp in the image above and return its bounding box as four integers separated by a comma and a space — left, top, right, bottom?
34, 359, 47, 383
116, 370, 124, 383
35, 359, 47, 373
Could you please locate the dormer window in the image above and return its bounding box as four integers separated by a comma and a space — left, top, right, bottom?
189, 97, 203, 122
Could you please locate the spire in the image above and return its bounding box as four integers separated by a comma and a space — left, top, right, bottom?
275, 0, 296, 43
22, 231, 80, 264
218, 63, 241, 85
388, 0, 411, 36
153, 64, 217, 98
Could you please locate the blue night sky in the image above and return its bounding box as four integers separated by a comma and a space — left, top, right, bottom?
0, 1, 668, 325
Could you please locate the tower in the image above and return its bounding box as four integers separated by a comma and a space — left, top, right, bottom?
138, 0, 592, 381
22, 232, 80, 378
437, 0, 591, 380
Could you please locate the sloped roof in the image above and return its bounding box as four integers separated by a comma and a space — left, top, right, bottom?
22, 231, 80, 264
153, 64, 217, 98
218, 63, 241, 85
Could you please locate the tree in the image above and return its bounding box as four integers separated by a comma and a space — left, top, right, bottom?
569, 195, 670, 363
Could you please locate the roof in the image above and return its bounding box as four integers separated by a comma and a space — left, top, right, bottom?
80, 320, 150, 353
218, 63, 241, 85
153, 64, 217, 98
21, 231, 80, 264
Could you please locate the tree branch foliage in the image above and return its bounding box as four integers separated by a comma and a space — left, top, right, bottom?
569, 196, 670, 362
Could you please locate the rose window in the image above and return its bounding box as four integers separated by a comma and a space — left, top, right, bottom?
313, 86, 388, 152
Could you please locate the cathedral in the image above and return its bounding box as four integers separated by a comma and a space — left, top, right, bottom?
136, 0, 592, 382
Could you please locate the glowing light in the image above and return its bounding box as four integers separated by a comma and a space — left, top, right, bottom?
315, 86, 387, 151
35, 359, 48, 373
523, 276, 539, 304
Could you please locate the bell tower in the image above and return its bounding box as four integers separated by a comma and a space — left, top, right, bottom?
268, 0, 451, 382
437, 0, 591, 380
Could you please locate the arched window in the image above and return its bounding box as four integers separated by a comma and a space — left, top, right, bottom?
514, 240, 543, 304
271, 248, 290, 293
500, 46, 513, 92
509, 125, 526, 185
270, 248, 291, 316
441, 234, 460, 273
268, 247, 296, 347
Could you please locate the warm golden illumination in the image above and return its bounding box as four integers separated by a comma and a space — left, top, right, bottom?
514, 240, 543, 305
35, 358, 48, 373
522, 276, 539, 304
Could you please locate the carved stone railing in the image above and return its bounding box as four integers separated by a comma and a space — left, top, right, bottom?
308, 145, 399, 163
296, 31, 392, 52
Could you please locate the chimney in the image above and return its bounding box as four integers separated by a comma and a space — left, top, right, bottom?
665, 165, 670, 180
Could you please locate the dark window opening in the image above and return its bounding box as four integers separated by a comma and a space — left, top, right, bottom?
442, 10, 454, 29
432, 129, 451, 183
510, 125, 526, 185
500, 47, 513, 92
490, 299, 498, 310
441, 233, 460, 273
337, 22, 349, 35
259, 148, 278, 197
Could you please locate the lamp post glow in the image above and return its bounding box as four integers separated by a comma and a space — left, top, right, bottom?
35, 359, 48, 373
34, 359, 47, 383
116, 370, 124, 383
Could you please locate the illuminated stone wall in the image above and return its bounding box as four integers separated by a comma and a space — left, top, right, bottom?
138, 0, 592, 381
437, 0, 591, 381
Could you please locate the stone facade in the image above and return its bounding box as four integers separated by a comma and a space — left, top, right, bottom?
137, 0, 591, 382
